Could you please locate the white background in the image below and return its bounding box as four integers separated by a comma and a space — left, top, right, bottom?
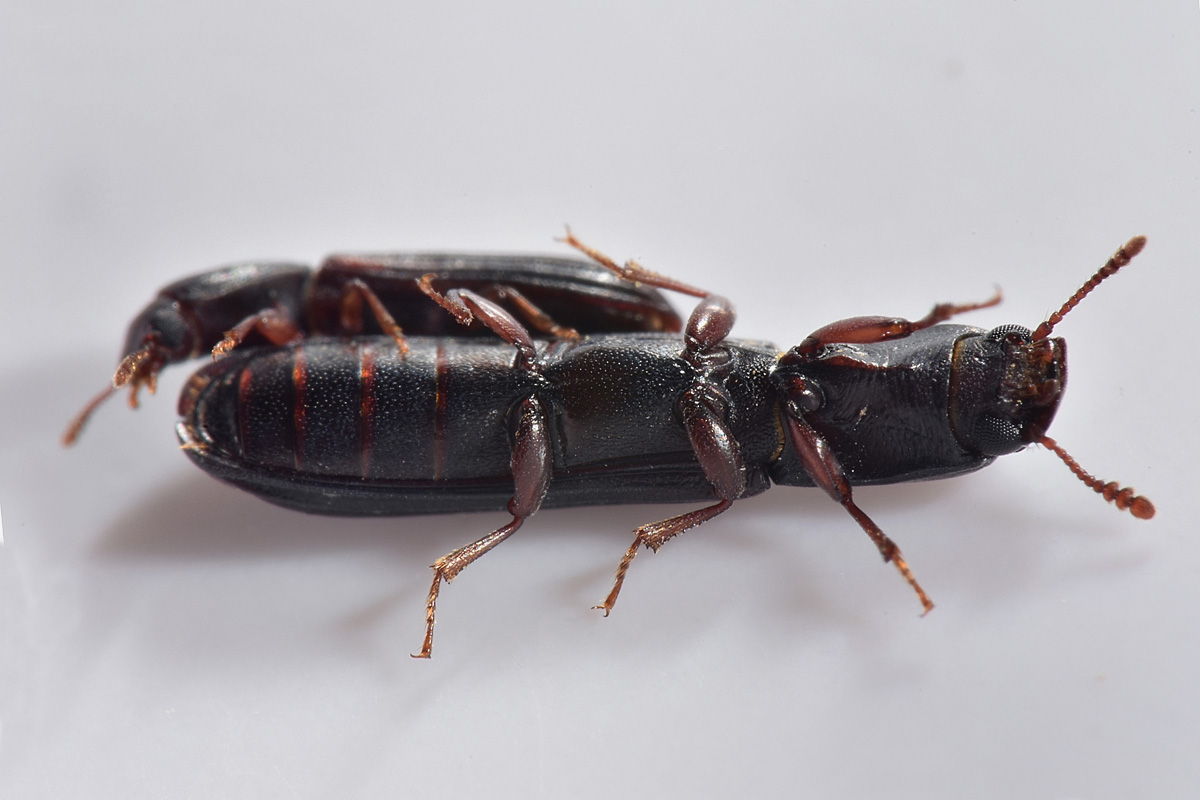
2, 3, 1197, 798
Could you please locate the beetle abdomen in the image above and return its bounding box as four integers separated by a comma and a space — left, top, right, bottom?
180, 338, 544, 484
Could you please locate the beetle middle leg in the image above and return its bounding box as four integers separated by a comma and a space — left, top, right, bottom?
414, 394, 552, 658
597, 294, 747, 614
594, 380, 742, 613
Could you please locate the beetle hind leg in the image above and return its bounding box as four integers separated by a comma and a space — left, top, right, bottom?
412, 395, 552, 658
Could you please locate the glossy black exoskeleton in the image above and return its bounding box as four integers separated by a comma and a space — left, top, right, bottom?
159, 233, 1154, 657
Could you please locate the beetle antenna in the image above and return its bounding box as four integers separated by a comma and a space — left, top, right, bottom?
1039, 435, 1155, 519
62, 385, 117, 445
1033, 236, 1147, 341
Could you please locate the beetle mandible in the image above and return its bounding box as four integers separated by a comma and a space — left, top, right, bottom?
68, 232, 1156, 657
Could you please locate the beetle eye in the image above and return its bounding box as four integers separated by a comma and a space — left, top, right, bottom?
973, 414, 1025, 456
987, 324, 1032, 343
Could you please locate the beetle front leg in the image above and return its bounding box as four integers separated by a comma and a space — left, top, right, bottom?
792, 291, 1002, 358
211, 309, 304, 359
781, 404, 934, 614
414, 394, 552, 659
213, 279, 413, 360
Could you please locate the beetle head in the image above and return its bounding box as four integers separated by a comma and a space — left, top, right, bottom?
954, 235, 1154, 520
949, 324, 1065, 457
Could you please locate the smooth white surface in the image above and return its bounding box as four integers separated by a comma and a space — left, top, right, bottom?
2, 3, 1197, 798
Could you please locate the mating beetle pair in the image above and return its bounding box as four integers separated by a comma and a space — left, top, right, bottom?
67, 232, 1155, 657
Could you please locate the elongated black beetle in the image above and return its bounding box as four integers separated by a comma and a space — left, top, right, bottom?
68, 233, 1155, 657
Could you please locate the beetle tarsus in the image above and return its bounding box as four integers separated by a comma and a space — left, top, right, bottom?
558, 227, 710, 298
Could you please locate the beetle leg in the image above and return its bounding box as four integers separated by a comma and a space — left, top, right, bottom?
559, 227, 710, 298
781, 407, 934, 614
682, 295, 736, 363
485, 284, 582, 341
336, 278, 410, 354
212, 309, 304, 359
792, 291, 1002, 358
596, 378, 746, 615
595, 499, 733, 616
418, 276, 539, 370
414, 394, 552, 658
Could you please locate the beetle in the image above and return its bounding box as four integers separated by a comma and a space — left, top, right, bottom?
63, 250, 682, 444
69, 233, 1155, 657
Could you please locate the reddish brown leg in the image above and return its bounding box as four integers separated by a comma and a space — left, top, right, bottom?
559, 227, 710, 298
337, 278, 410, 354
774, 287, 1018, 608
598, 294, 745, 613
794, 290, 1002, 358
212, 310, 303, 359
412, 392, 553, 658
782, 408, 933, 614
486, 284, 581, 341
418, 275, 538, 369
595, 499, 733, 615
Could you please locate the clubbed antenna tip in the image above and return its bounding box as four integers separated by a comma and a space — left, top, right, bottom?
1034, 236, 1148, 341
1040, 436, 1155, 520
